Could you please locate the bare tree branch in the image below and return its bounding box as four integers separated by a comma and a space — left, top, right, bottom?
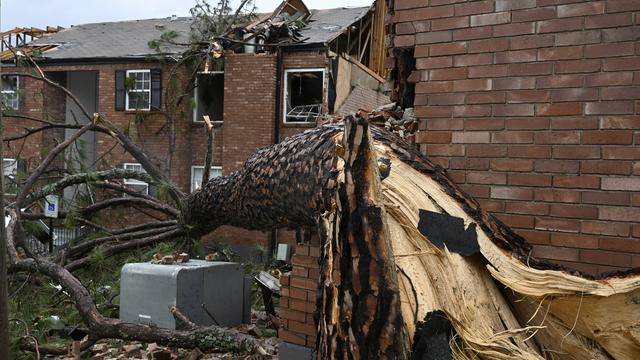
201, 116, 215, 186
8, 252, 257, 352
3, 122, 90, 142
92, 181, 159, 202
111, 220, 178, 235
62, 225, 180, 261
15, 118, 97, 208
81, 197, 179, 217
64, 227, 184, 271
22, 168, 156, 208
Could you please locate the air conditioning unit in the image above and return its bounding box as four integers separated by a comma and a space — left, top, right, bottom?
119, 260, 250, 329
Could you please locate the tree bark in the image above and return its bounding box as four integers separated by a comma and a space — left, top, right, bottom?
316, 117, 408, 359
183, 124, 343, 236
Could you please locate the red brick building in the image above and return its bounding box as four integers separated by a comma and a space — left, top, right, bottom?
387, 0, 640, 274
1, 2, 387, 254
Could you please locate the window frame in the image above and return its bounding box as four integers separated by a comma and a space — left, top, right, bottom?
192, 71, 225, 123
123, 162, 149, 195
3, 158, 17, 195
125, 69, 151, 111
191, 165, 222, 192
282, 68, 325, 124
2, 75, 19, 110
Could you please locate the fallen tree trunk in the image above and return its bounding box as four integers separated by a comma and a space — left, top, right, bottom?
182, 114, 640, 359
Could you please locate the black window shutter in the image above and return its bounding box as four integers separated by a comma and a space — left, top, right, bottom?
150, 69, 162, 110
18, 77, 25, 111
115, 70, 126, 111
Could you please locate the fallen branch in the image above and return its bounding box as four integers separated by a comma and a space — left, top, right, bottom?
11, 257, 259, 352
6, 216, 257, 352
64, 227, 184, 271
22, 169, 156, 208
62, 224, 179, 261
81, 197, 179, 218
15, 119, 96, 208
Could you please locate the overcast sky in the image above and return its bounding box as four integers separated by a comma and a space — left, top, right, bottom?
1, 0, 374, 30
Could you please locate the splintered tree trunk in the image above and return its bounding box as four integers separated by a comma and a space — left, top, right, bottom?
184, 119, 409, 358
183, 115, 640, 359
315, 118, 407, 359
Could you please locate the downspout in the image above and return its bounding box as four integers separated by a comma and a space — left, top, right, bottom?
270, 46, 284, 256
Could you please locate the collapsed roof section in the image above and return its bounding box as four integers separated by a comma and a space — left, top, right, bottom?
221, 0, 372, 50
0, 26, 64, 61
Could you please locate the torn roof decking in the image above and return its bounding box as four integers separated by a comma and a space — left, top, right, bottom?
21, 6, 371, 62
0, 26, 64, 61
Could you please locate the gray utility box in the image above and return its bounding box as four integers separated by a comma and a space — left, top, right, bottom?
120, 260, 249, 329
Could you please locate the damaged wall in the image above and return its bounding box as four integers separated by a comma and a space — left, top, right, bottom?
279, 243, 321, 349
387, 0, 640, 274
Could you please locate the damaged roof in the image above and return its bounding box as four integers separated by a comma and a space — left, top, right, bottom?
28, 17, 193, 60
26, 5, 371, 61
294, 6, 371, 46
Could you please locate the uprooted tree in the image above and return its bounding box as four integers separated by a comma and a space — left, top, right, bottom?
2, 2, 640, 360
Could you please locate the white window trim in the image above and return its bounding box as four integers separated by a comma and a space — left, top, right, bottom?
191, 165, 222, 192
193, 71, 224, 123
125, 69, 151, 111
3, 158, 17, 195
123, 162, 149, 195
2, 76, 19, 110
282, 68, 325, 124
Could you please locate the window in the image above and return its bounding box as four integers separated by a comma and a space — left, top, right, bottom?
123, 163, 149, 195
191, 166, 222, 192
3, 158, 17, 194
116, 69, 161, 111
2, 75, 19, 110
283, 69, 324, 123
126, 70, 151, 111
193, 72, 224, 123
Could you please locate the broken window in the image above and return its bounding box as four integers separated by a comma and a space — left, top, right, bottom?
284, 69, 324, 123
193, 72, 224, 123
123, 163, 149, 195
2, 75, 19, 110
3, 158, 17, 195
191, 166, 222, 192
125, 70, 151, 111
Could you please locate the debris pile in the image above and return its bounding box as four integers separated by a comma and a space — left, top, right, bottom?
222, 0, 312, 50
323, 104, 418, 139
150, 252, 190, 265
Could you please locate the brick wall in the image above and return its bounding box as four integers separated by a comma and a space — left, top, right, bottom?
279, 244, 320, 349
389, 0, 640, 274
